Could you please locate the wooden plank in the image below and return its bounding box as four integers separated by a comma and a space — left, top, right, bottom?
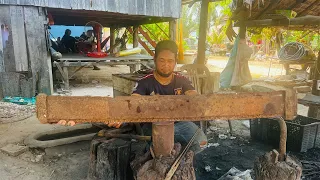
57, 54, 153, 61
1, 72, 20, 96
145, 0, 154, 17
54, 60, 151, 67
24, 6, 52, 95
0, 6, 15, 72
0, 9, 5, 72
10, 6, 28, 71
128, 0, 137, 15
0, 0, 182, 18
106, 0, 117, 12
119, 0, 129, 14
136, 0, 146, 16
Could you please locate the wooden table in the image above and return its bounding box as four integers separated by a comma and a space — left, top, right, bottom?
279, 60, 314, 75
53, 54, 153, 90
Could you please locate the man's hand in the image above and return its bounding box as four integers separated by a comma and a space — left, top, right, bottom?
185, 90, 198, 96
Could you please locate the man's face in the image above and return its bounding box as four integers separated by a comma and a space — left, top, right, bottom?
155, 50, 176, 77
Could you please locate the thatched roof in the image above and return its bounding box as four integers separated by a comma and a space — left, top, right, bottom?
232, 0, 320, 30
248, 0, 320, 20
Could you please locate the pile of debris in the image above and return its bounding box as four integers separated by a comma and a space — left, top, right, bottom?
0, 102, 35, 124
131, 143, 196, 180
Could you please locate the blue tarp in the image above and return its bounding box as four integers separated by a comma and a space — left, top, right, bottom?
2, 97, 36, 105
220, 36, 239, 88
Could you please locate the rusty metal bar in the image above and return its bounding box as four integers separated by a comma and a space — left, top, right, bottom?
36, 91, 296, 124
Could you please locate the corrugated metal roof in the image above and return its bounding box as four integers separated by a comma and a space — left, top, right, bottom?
0, 0, 181, 18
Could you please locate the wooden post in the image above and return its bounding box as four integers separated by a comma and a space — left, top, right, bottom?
169, 20, 177, 41
63, 66, 69, 90
110, 26, 116, 53
308, 50, 320, 118
238, 22, 247, 40
196, 0, 210, 65
133, 25, 139, 48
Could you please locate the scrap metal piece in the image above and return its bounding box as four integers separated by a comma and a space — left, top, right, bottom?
152, 122, 174, 157
36, 91, 294, 124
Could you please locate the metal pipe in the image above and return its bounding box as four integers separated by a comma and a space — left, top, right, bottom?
152, 122, 174, 157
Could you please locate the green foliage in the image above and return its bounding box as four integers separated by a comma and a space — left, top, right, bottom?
206, 0, 232, 46
247, 27, 278, 44
142, 23, 169, 41
181, 3, 200, 39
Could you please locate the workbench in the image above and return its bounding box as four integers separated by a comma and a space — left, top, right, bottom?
53, 54, 153, 90
279, 60, 314, 75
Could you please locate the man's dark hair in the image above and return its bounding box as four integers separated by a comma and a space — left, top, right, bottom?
154, 40, 178, 59
64, 29, 71, 35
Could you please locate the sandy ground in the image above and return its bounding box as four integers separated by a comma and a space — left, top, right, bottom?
0, 57, 315, 180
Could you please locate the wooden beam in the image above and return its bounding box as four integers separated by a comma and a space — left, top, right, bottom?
239, 22, 246, 39
138, 27, 157, 48
133, 25, 139, 48
235, 15, 320, 28
110, 26, 116, 53
253, 0, 280, 20
297, 0, 319, 17
169, 20, 177, 41
308, 50, 320, 118
196, 0, 210, 64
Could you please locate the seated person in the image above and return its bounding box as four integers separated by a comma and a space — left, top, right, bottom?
77, 30, 100, 70
59, 40, 207, 153
61, 29, 77, 53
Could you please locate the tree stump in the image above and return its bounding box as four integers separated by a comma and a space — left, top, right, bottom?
254, 150, 302, 180
131, 143, 196, 180
88, 137, 132, 180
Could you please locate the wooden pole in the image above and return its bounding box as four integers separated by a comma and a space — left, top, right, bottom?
238, 22, 246, 40
196, 0, 210, 64
133, 25, 139, 48
308, 50, 320, 118
110, 26, 116, 53
169, 20, 177, 41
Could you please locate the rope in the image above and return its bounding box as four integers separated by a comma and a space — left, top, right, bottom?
278, 42, 306, 61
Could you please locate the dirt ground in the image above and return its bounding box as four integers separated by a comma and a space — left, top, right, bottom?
0, 57, 318, 180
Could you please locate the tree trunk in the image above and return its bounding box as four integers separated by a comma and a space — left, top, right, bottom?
254, 150, 302, 180
88, 137, 132, 180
